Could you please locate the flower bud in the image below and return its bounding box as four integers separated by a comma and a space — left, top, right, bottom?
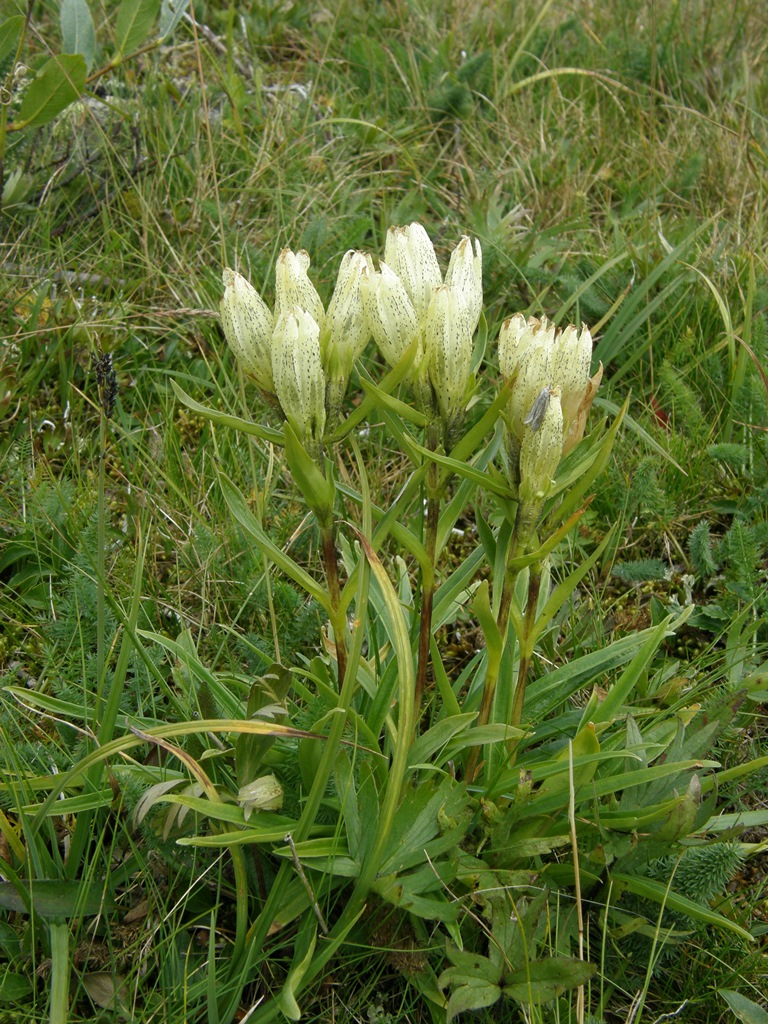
554, 324, 592, 430
445, 235, 483, 336
274, 248, 324, 327
384, 223, 442, 321
498, 313, 535, 382
361, 262, 421, 370
237, 774, 284, 821
323, 250, 374, 376
271, 306, 326, 450
519, 387, 563, 505
562, 362, 603, 456
426, 285, 473, 430
505, 317, 556, 442
220, 268, 275, 393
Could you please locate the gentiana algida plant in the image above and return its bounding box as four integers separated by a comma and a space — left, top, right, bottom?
10, 227, 766, 1024
165, 224, 766, 1022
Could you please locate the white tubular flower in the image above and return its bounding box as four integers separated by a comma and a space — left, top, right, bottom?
563, 362, 603, 457
498, 313, 534, 382
426, 286, 473, 429
323, 250, 375, 376
361, 261, 422, 370
271, 306, 326, 449
504, 316, 557, 442
274, 249, 325, 327
519, 388, 564, 505
384, 223, 442, 321
445, 235, 483, 336
220, 268, 275, 393
554, 324, 593, 430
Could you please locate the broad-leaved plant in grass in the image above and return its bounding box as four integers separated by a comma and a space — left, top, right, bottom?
5, 224, 766, 1024
0, 0, 192, 216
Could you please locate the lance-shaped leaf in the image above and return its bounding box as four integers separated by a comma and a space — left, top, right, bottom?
0, 16, 24, 64
218, 470, 331, 611
610, 873, 754, 941
171, 380, 283, 443
283, 421, 335, 528
60, 0, 96, 71
115, 0, 159, 57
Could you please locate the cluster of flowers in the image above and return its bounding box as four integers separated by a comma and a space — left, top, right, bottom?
220, 223, 601, 507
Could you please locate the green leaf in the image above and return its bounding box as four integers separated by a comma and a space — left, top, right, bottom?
159, 0, 190, 38
0, 971, 33, 1003
536, 723, 600, 797
719, 990, 768, 1024
271, 837, 359, 876
171, 380, 283, 443
15, 54, 86, 129
533, 525, 616, 641
236, 664, 292, 786
588, 610, 691, 727
0, 881, 109, 917
503, 957, 597, 1003
408, 713, 477, 769
445, 980, 501, 1022
217, 471, 331, 611
410, 435, 515, 498
524, 624, 684, 720
277, 918, 317, 1021
60, 0, 96, 71
473, 580, 502, 665
358, 377, 428, 426
551, 398, 629, 525
374, 862, 461, 921
442, 948, 502, 986
115, 0, 160, 56
611, 873, 754, 941
0, 15, 24, 63
594, 395, 686, 474
328, 342, 422, 442
446, 380, 510, 466
283, 421, 335, 526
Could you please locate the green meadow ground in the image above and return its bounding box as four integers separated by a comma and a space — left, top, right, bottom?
1, 0, 768, 1021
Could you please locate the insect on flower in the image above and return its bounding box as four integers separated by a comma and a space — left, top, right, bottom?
524, 386, 554, 432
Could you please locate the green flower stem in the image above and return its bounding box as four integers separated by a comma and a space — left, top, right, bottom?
466, 501, 536, 781
48, 920, 70, 1024
320, 522, 348, 687
464, 551, 520, 782
510, 563, 542, 730
415, 422, 442, 710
